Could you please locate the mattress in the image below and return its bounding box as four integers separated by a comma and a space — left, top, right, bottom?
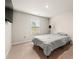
32, 33, 71, 56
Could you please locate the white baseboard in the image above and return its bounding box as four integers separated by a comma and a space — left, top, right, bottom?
6, 45, 12, 57
12, 40, 32, 45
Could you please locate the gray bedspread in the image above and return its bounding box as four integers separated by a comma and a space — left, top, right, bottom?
32, 33, 71, 56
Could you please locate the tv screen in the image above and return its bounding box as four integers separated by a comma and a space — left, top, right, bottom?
5, 7, 13, 23
5, 0, 13, 23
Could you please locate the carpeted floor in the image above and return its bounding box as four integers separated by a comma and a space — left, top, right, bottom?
6, 42, 73, 59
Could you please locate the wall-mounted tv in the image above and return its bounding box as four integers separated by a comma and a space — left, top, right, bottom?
5, 7, 13, 23
5, 0, 13, 23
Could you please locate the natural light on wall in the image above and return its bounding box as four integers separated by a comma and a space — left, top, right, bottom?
32, 19, 40, 35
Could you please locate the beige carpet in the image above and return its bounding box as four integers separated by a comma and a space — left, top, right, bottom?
6, 42, 73, 59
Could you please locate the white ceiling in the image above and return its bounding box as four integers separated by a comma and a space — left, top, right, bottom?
12, 0, 73, 17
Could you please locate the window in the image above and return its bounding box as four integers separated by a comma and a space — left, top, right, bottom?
32, 19, 40, 35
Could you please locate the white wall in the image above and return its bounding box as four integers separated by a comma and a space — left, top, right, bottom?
12, 10, 49, 44
40, 17, 49, 34
50, 12, 73, 38
5, 22, 12, 56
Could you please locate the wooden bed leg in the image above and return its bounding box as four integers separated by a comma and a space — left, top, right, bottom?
47, 56, 49, 59
37, 46, 41, 52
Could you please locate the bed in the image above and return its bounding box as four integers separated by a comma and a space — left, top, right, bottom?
32, 33, 71, 56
